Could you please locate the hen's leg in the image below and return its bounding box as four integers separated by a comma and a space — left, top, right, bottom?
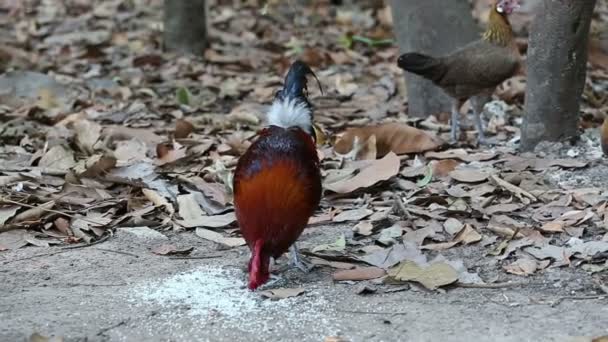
471, 95, 489, 145
450, 100, 462, 143
289, 244, 312, 273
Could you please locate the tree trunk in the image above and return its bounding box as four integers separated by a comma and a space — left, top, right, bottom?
163, 0, 207, 55
520, 0, 596, 151
390, 0, 479, 118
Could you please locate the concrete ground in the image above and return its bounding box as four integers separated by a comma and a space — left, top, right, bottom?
1, 228, 607, 342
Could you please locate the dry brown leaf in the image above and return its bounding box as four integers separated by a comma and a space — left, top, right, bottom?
156, 141, 187, 165
174, 119, 194, 139
334, 123, 442, 157
332, 267, 386, 281
540, 221, 565, 233
77, 155, 117, 178
324, 152, 400, 194
431, 159, 460, 177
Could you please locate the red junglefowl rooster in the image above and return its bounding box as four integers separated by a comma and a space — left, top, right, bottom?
398, 0, 521, 144
233, 61, 322, 290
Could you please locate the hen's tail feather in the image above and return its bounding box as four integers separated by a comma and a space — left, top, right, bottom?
397, 52, 447, 83
277, 60, 322, 106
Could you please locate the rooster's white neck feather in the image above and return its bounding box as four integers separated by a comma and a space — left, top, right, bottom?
267, 97, 312, 134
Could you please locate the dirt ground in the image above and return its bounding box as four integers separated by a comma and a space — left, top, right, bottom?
2, 224, 607, 342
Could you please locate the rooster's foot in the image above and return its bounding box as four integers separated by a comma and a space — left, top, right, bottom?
289, 244, 313, 273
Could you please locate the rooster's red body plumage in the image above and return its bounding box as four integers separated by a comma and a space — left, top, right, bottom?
233, 61, 322, 290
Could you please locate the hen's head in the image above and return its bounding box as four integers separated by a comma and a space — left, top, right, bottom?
495, 0, 520, 15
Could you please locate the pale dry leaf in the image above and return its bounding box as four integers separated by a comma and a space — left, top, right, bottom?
333, 208, 373, 222
403, 226, 435, 246
324, 152, 400, 194
310, 257, 356, 270
359, 241, 426, 269
151, 244, 194, 256
259, 287, 305, 300
227, 102, 263, 124
353, 221, 374, 236
443, 218, 464, 235
29, 332, 64, 342
39, 145, 76, 170
180, 212, 237, 228
334, 123, 442, 157
177, 194, 206, 221
74, 119, 102, 154
332, 267, 386, 281
388, 260, 459, 290
195, 227, 245, 247
0, 206, 20, 225
0, 229, 29, 250
113, 138, 148, 165
312, 234, 346, 253
455, 224, 482, 245
378, 224, 405, 245
142, 188, 174, 216
12, 201, 55, 223
449, 169, 489, 183
504, 257, 538, 276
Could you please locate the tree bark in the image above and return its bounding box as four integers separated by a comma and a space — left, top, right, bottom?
520, 0, 596, 151
163, 0, 207, 55
390, 0, 479, 118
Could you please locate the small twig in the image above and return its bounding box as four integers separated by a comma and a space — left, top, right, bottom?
337, 309, 408, 315
550, 295, 606, 308
490, 174, 536, 202
168, 255, 222, 260
97, 319, 130, 336
0, 197, 108, 226
457, 281, 527, 289
94, 248, 139, 258
1, 234, 113, 265
67, 282, 127, 287
61, 233, 112, 250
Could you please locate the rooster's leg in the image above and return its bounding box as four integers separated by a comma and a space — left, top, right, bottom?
450, 100, 462, 143
289, 244, 312, 273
